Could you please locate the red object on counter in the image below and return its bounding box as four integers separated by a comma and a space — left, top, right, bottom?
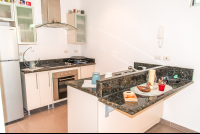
26, 1, 31, 6
158, 84, 166, 91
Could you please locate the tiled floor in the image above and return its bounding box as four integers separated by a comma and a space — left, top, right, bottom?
5, 101, 68, 133
146, 123, 184, 133
5, 100, 184, 133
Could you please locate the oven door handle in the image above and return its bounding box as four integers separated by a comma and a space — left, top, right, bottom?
59, 78, 74, 82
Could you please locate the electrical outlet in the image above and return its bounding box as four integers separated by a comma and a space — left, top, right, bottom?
64, 50, 68, 53
163, 56, 170, 61
155, 55, 161, 60
74, 50, 78, 53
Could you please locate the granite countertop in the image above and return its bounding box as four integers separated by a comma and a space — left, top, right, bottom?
66, 75, 106, 97
98, 80, 193, 116
66, 74, 194, 116
65, 63, 194, 116
21, 63, 96, 74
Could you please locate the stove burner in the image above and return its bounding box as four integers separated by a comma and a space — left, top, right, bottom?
41, 62, 76, 68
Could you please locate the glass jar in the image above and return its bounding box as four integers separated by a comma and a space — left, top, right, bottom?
92, 72, 100, 84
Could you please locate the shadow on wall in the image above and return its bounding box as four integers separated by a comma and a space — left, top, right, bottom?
92, 29, 165, 74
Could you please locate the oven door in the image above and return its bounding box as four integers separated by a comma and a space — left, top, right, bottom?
53, 75, 77, 101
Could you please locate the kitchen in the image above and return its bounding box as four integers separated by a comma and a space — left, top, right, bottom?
0, 0, 199, 133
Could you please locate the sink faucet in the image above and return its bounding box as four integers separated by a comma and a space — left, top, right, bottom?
138, 66, 147, 70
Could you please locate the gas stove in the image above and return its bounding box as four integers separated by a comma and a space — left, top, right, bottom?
40, 62, 77, 68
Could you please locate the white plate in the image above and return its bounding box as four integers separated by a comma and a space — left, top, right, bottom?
130, 83, 173, 97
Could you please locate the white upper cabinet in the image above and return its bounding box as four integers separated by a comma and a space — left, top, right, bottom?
0, 1, 14, 21
67, 13, 87, 44
15, 5, 37, 45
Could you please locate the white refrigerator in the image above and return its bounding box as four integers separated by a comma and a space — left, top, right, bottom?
0, 26, 24, 123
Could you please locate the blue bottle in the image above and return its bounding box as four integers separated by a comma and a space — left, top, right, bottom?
92, 72, 100, 84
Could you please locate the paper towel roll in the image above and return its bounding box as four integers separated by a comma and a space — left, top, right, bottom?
148, 69, 156, 90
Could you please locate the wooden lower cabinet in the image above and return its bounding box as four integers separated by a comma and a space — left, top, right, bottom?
38, 71, 52, 107
80, 65, 95, 79
21, 71, 53, 112
21, 65, 95, 112
21, 72, 41, 111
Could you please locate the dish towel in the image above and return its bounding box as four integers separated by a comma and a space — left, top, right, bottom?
82, 80, 96, 88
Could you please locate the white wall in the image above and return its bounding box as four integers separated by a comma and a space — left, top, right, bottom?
19, 0, 82, 61
80, 0, 200, 132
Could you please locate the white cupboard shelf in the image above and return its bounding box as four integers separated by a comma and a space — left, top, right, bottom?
0, 1, 14, 21
15, 5, 37, 45
67, 13, 87, 44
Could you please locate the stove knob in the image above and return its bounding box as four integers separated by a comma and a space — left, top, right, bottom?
66, 73, 68, 75
60, 73, 64, 76
69, 72, 71, 75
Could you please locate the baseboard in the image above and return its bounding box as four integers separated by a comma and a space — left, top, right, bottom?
160, 118, 198, 133
141, 118, 160, 133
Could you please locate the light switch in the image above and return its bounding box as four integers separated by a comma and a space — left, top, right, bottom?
64, 50, 68, 53
74, 50, 78, 53
155, 55, 161, 60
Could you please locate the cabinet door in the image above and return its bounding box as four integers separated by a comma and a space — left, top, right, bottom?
38, 71, 53, 107
80, 65, 95, 79
15, 5, 36, 45
0, 2, 14, 21
75, 14, 87, 44
25, 73, 40, 111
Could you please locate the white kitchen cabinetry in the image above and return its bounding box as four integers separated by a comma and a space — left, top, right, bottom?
15, 4, 36, 45
21, 71, 52, 113
0, 1, 14, 21
38, 71, 52, 107
80, 65, 95, 79
67, 13, 87, 44
21, 72, 41, 111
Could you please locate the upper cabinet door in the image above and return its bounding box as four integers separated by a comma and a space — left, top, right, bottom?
76, 14, 87, 44
67, 13, 87, 44
15, 5, 37, 45
0, 1, 14, 21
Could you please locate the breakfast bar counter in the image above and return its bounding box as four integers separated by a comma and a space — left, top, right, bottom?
98, 79, 193, 116
66, 63, 194, 133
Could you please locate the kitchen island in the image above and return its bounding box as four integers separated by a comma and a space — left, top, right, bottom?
66, 63, 194, 133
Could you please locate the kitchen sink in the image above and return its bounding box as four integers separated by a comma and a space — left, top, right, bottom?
21, 67, 44, 71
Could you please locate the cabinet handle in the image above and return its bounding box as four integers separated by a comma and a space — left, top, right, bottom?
36, 73, 38, 89
48, 72, 50, 87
